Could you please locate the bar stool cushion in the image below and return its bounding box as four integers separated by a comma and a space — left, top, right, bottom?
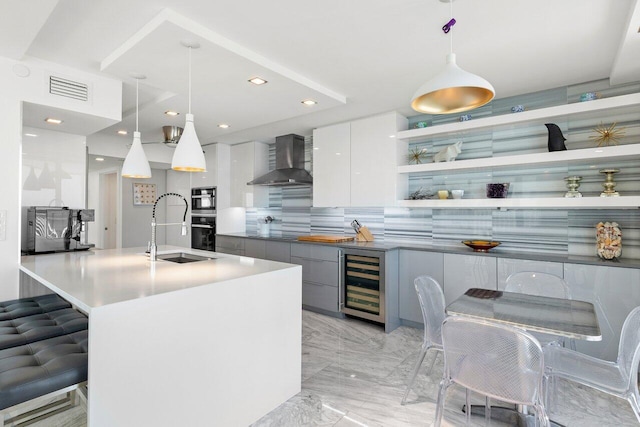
0, 295, 70, 321
0, 330, 88, 410
0, 308, 87, 351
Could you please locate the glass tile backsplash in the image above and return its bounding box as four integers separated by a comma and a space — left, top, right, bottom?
246, 80, 640, 259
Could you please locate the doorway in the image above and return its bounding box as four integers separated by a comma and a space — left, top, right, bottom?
101, 172, 117, 249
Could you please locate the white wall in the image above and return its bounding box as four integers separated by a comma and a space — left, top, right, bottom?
0, 55, 122, 300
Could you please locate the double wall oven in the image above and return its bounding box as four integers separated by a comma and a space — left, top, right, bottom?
191, 187, 216, 251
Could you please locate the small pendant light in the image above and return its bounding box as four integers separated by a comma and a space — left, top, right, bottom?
171, 41, 206, 172
122, 75, 152, 178
411, 0, 494, 114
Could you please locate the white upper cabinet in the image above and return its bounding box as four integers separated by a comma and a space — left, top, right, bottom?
312, 122, 351, 207
230, 141, 269, 208
191, 145, 219, 188
166, 169, 191, 206
350, 112, 407, 207
313, 112, 407, 207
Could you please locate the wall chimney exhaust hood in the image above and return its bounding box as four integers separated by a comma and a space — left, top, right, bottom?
247, 134, 313, 186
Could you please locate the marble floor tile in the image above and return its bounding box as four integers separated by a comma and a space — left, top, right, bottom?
24, 308, 640, 426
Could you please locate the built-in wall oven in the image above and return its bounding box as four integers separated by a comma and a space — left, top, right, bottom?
191, 215, 216, 251
191, 187, 216, 251
191, 187, 216, 215
340, 248, 385, 324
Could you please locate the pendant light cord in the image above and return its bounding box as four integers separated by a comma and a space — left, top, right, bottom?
450, 0, 453, 54
188, 47, 192, 115
135, 78, 139, 132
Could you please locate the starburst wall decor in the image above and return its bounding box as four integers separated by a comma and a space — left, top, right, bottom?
407, 147, 428, 164
589, 122, 626, 147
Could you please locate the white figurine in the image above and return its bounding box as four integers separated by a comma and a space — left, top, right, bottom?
433, 141, 463, 162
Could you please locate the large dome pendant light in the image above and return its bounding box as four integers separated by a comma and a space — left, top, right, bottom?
411, 0, 494, 115
171, 41, 206, 172
122, 75, 152, 178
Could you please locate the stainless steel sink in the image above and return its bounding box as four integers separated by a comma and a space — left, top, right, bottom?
156, 252, 213, 264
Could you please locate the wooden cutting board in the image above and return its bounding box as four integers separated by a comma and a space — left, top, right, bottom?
297, 235, 355, 243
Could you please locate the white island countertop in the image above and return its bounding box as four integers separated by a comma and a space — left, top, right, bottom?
20, 245, 302, 427
20, 246, 295, 313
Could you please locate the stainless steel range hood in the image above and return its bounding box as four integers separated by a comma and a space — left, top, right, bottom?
247, 134, 313, 186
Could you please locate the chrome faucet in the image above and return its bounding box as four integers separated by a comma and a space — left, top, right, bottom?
150, 193, 188, 261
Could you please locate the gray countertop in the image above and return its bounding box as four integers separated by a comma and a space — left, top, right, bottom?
217, 232, 640, 269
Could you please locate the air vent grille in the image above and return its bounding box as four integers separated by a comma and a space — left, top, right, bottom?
49, 76, 88, 101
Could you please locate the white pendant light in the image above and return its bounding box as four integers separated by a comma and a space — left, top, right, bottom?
171, 41, 206, 172
411, 0, 494, 114
122, 75, 152, 178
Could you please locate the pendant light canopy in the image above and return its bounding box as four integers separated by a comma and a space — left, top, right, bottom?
171, 41, 206, 172
411, 1, 494, 115
122, 75, 152, 178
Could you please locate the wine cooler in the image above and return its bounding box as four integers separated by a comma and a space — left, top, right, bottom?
340, 249, 385, 324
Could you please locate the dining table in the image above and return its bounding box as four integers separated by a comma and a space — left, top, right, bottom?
445, 287, 602, 427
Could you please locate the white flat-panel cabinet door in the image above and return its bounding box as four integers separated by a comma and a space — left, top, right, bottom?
230, 142, 268, 208
350, 112, 407, 207
166, 170, 191, 206
443, 253, 497, 305
312, 123, 350, 207
191, 145, 218, 188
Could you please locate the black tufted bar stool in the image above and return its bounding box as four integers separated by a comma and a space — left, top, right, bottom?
0, 330, 88, 425
0, 295, 71, 322
0, 308, 88, 351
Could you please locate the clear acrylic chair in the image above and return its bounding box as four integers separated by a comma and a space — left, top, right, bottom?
400, 275, 446, 405
544, 305, 640, 423
434, 316, 549, 427
505, 271, 575, 350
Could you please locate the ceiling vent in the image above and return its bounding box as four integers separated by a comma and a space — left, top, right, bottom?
49, 76, 88, 101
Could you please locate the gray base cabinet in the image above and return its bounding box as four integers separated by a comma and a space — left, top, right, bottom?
497, 258, 563, 290
291, 243, 342, 317
215, 235, 245, 256
443, 253, 497, 305
398, 250, 444, 324
244, 239, 291, 263
564, 263, 640, 362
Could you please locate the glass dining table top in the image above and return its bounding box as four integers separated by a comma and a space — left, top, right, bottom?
446, 288, 602, 341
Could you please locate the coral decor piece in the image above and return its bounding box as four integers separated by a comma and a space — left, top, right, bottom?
596, 221, 622, 260
407, 147, 429, 164
545, 123, 567, 152
589, 122, 626, 147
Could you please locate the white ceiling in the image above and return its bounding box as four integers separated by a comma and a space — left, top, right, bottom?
8, 0, 640, 152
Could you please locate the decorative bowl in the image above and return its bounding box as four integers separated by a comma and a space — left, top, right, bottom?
486, 183, 510, 198
462, 240, 501, 252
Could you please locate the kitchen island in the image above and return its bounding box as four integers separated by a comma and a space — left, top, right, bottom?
20, 246, 302, 427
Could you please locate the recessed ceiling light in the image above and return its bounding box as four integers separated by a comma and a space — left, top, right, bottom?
164, 111, 180, 116
95, 157, 105, 162
301, 100, 317, 106
45, 118, 63, 124
248, 77, 267, 85
218, 124, 230, 129
24, 133, 38, 137
117, 130, 128, 135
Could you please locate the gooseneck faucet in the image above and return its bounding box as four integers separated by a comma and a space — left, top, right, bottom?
150, 193, 189, 261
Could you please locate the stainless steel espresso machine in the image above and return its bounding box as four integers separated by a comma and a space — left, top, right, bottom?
24, 206, 95, 254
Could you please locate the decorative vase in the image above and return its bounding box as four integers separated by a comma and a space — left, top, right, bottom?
596, 221, 622, 260
486, 183, 510, 198
545, 123, 567, 152
564, 176, 583, 198
599, 169, 620, 197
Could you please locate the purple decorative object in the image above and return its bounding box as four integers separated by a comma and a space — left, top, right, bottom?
486, 183, 510, 198
442, 18, 456, 33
